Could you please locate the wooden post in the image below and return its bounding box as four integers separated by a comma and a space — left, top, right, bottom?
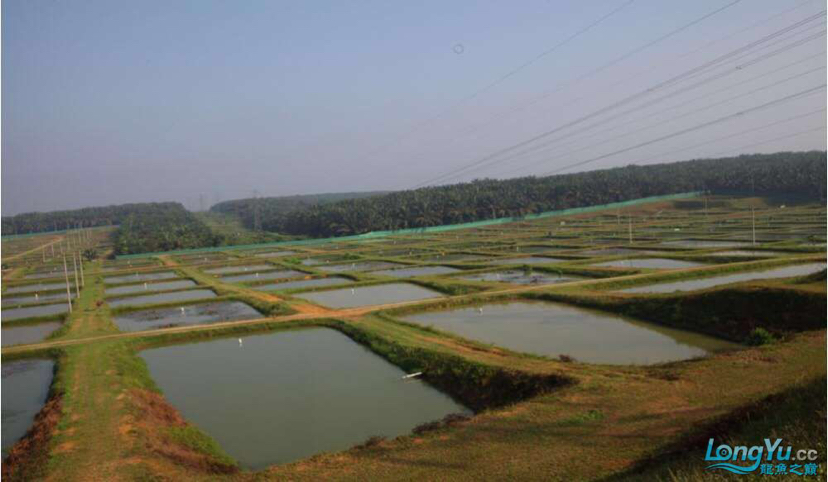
72, 252, 81, 299
63, 255, 73, 313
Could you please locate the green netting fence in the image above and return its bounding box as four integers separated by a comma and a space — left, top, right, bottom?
115, 191, 702, 259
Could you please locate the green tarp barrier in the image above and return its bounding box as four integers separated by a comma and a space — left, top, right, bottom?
115, 191, 702, 259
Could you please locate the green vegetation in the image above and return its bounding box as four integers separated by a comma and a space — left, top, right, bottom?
209, 190, 389, 230
112, 204, 223, 255
226, 152, 825, 237
2, 202, 188, 236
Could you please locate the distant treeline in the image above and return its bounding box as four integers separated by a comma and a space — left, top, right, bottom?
209, 191, 389, 228
113, 203, 222, 255
1, 202, 193, 236
224, 152, 826, 237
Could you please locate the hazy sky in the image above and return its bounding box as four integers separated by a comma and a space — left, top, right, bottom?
2, 0, 826, 214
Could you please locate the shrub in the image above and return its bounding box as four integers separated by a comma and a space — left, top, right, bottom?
745, 327, 776, 346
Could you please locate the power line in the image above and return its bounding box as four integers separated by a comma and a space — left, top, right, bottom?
337, 0, 636, 171
410, 11, 826, 188
707, 124, 826, 157
494, 60, 825, 177
591, 107, 826, 168
541, 84, 826, 176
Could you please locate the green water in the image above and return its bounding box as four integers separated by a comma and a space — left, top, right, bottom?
402, 302, 739, 365
620, 263, 827, 293
2, 360, 54, 455
140, 328, 469, 469
295, 283, 445, 308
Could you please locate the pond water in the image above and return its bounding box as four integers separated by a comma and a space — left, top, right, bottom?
107, 289, 216, 308
487, 257, 567, 265
2, 303, 68, 321
104, 271, 178, 284
662, 240, 749, 248
113, 301, 262, 332
592, 258, 705, 269
254, 251, 297, 258
105, 279, 196, 296
402, 302, 738, 365
318, 261, 402, 272
141, 328, 469, 468
203, 264, 274, 275
577, 248, 659, 256
2, 360, 54, 455
251, 277, 351, 292
220, 270, 305, 283
2, 322, 62, 346
295, 283, 445, 308
619, 263, 827, 294
371, 266, 460, 278
417, 254, 487, 263
458, 270, 582, 285
707, 250, 791, 257
3, 291, 68, 306
5, 282, 74, 294
22, 270, 64, 280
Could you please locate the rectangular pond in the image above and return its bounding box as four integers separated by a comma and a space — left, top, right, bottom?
487, 257, 567, 266
220, 270, 305, 283
251, 277, 352, 292
4, 282, 74, 294
113, 301, 262, 332
317, 261, 402, 273
295, 283, 445, 308
458, 270, 582, 285
253, 250, 297, 258
2, 303, 68, 321
105, 279, 196, 296
104, 271, 178, 284
2, 322, 62, 346
402, 302, 739, 365
591, 258, 705, 269
3, 291, 68, 306
2, 360, 54, 455
107, 289, 216, 308
619, 262, 827, 294
662, 240, 749, 248
140, 328, 469, 468
371, 266, 460, 278
202, 264, 274, 275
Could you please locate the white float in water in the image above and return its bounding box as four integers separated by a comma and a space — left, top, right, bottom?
401, 372, 422, 380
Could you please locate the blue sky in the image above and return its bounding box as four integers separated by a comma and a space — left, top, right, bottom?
2, 0, 825, 214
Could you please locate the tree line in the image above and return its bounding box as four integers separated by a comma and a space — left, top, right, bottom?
112, 203, 223, 255
2, 202, 181, 236
222, 151, 826, 237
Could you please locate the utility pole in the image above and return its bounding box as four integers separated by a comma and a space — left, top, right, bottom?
63, 255, 73, 313
751, 207, 756, 246
628, 216, 633, 244
78, 251, 85, 288
72, 252, 81, 299
253, 190, 262, 231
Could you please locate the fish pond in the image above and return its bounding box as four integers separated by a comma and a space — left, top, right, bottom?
591, 258, 705, 269
140, 328, 469, 468
2, 360, 54, 455
113, 301, 262, 332
371, 266, 460, 278
2, 303, 67, 321
105, 279, 196, 296
295, 283, 445, 308
107, 289, 216, 308
401, 301, 738, 365
250, 277, 351, 292
619, 262, 827, 294
2, 322, 62, 346
458, 270, 582, 285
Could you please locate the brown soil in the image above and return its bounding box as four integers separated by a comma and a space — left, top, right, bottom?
1, 394, 63, 481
